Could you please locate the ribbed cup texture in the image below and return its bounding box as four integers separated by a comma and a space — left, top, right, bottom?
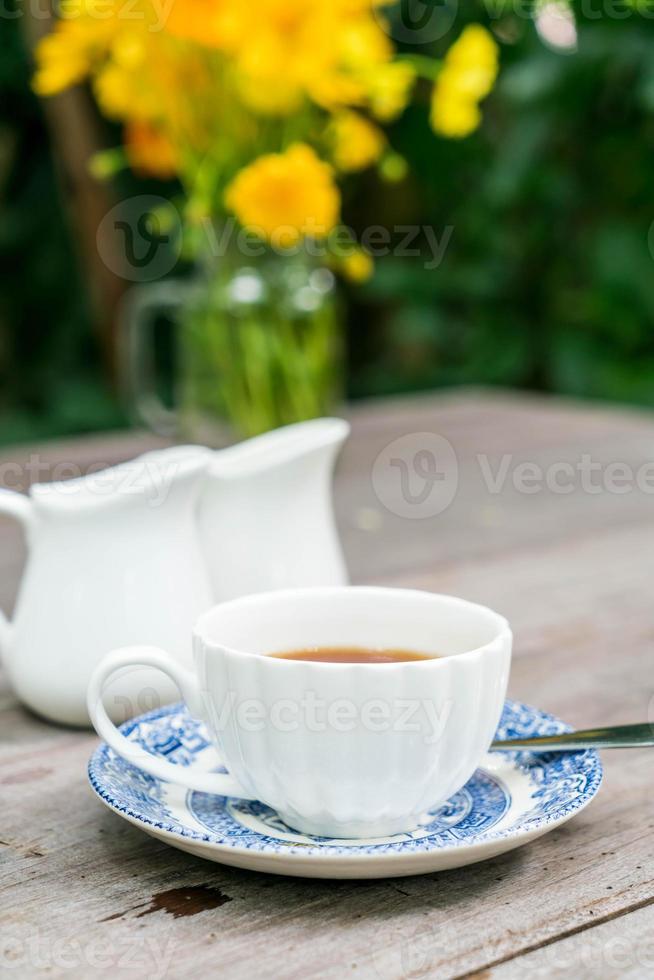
199, 634, 511, 838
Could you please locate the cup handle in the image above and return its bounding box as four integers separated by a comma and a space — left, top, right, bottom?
0, 489, 33, 661
87, 646, 255, 799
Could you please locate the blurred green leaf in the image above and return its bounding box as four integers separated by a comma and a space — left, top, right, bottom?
5, 8, 654, 441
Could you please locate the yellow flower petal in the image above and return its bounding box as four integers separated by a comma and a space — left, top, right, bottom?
225, 143, 340, 245
341, 248, 374, 283
32, 21, 94, 95
330, 111, 385, 172
125, 119, 177, 178
430, 25, 498, 138
431, 93, 481, 138
365, 61, 415, 121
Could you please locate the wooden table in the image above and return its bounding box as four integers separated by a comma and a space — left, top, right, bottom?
2, 390, 654, 979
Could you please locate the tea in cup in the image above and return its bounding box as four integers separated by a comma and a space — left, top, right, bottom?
88, 587, 512, 839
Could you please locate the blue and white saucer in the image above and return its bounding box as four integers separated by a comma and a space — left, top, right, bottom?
88, 700, 602, 878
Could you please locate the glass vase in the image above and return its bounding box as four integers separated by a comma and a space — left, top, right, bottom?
123, 247, 343, 446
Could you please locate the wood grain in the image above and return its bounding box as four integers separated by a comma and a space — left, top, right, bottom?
486, 903, 654, 979
1, 390, 654, 979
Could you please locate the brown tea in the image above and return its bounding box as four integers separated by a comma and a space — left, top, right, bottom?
270, 647, 438, 664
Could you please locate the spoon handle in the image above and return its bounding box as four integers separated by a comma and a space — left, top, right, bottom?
491, 723, 654, 752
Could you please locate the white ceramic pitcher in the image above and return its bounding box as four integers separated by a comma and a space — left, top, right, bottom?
0, 446, 213, 726
198, 418, 349, 601
0, 419, 349, 727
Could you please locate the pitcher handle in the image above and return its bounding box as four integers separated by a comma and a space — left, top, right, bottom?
0, 489, 33, 660
120, 280, 193, 437
87, 646, 255, 799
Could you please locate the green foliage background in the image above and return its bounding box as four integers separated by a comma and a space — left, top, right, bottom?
0, 17, 125, 445
2, 5, 654, 444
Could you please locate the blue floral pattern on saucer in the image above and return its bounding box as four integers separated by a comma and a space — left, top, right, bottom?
88, 700, 602, 865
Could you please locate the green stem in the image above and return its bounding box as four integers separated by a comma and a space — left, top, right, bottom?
397, 53, 442, 82
181, 259, 340, 439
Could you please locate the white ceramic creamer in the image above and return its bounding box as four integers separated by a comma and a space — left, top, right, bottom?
0, 446, 213, 725
197, 418, 349, 602
1, 420, 349, 727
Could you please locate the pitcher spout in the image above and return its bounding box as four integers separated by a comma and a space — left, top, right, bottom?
199, 418, 350, 602
207, 418, 350, 480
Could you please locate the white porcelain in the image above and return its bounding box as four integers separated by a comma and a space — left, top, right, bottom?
87, 699, 603, 878
0, 418, 348, 728
0, 446, 213, 726
198, 418, 349, 602
87, 587, 512, 839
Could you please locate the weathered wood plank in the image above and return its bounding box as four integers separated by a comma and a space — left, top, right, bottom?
485, 902, 654, 979
1, 514, 653, 978
335, 390, 654, 580
3, 389, 654, 592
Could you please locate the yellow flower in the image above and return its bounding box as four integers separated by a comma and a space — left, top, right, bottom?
125, 119, 177, 178
225, 143, 340, 245
32, 19, 111, 95
431, 96, 481, 139
235, 28, 309, 114
330, 111, 385, 172
164, 0, 403, 118
164, 0, 234, 47
341, 248, 374, 283
338, 15, 392, 68
447, 24, 497, 66
440, 28, 498, 101
31, 0, 436, 203
363, 61, 415, 121
431, 25, 499, 138
94, 32, 151, 119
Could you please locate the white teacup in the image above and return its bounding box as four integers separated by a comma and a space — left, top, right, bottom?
88, 587, 512, 839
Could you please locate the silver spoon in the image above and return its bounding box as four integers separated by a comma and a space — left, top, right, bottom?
491, 723, 654, 752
